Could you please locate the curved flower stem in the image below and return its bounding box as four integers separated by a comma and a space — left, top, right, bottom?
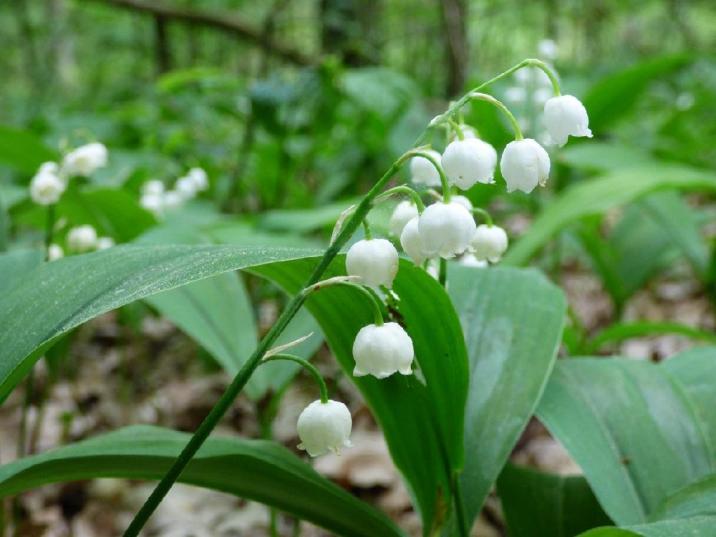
524, 58, 561, 96
304, 278, 384, 326
123, 149, 408, 537
376, 185, 425, 212
439, 258, 448, 288
362, 219, 373, 239
447, 119, 464, 140
262, 354, 328, 403
469, 92, 523, 140
472, 207, 494, 226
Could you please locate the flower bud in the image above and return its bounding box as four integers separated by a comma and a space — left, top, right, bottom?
499, 139, 550, 193
142, 180, 165, 196
352, 322, 414, 378
62, 142, 108, 177
297, 399, 352, 457
409, 149, 442, 187
175, 176, 197, 200
140, 193, 163, 215
543, 95, 592, 146
400, 216, 427, 265
471, 225, 508, 263
441, 138, 497, 190
418, 201, 476, 258
97, 237, 115, 250
389, 201, 418, 237
30, 167, 65, 205
48, 244, 64, 261
346, 238, 399, 288
67, 225, 98, 252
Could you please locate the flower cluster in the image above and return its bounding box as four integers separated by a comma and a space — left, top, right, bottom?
291, 61, 592, 460
47, 224, 115, 261
29, 142, 108, 207
140, 168, 209, 217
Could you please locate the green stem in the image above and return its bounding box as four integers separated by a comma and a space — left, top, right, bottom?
472, 208, 493, 226
362, 219, 372, 239
123, 145, 406, 537
469, 92, 523, 140
447, 119, 464, 140
405, 148, 450, 201
44, 204, 55, 260
376, 185, 425, 212
262, 354, 328, 403
439, 258, 448, 288
525, 58, 561, 96
304, 279, 384, 326
452, 473, 469, 537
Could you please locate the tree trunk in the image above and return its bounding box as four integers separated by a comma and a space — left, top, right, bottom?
440, 0, 469, 98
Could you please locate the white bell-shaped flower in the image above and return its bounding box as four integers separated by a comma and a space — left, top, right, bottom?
451, 195, 473, 213
67, 225, 98, 252
543, 95, 592, 146
162, 190, 183, 210
471, 225, 508, 263
389, 201, 418, 237
96, 237, 115, 250
418, 201, 476, 258
140, 193, 163, 215
48, 244, 64, 261
346, 238, 399, 288
30, 167, 65, 205
175, 176, 197, 200
441, 138, 497, 190
352, 322, 414, 379
499, 139, 550, 194
62, 142, 108, 177
142, 180, 165, 196
400, 216, 427, 265
409, 149, 442, 187
188, 167, 209, 191
460, 254, 487, 268
297, 399, 352, 457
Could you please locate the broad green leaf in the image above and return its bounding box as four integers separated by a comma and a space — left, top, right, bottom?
0, 425, 402, 537
447, 265, 566, 525
651, 474, 716, 521
253, 257, 469, 534
537, 349, 716, 525
578, 517, 716, 537
497, 464, 612, 537
558, 142, 653, 173
583, 55, 692, 132
0, 126, 57, 174
0, 245, 319, 402
258, 197, 359, 233
504, 165, 716, 266
0, 249, 43, 296
583, 322, 716, 355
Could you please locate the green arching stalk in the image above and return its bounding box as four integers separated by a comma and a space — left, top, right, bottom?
525, 58, 561, 96
472, 207, 494, 227
376, 185, 426, 212
303, 278, 384, 327
447, 119, 465, 140
124, 59, 549, 536
404, 148, 451, 202
362, 219, 373, 239
469, 92, 523, 140
44, 204, 55, 260
261, 354, 328, 404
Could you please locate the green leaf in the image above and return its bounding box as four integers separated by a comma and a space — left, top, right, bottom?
578, 517, 716, 537
0, 245, 319, 402
536, 349, 716, 525
0, 125, 57, 174
497, 464, 612, 537
253, 257, 469, 534
447, 266, 566, 524
558, 142, 653, 174
651, 474, 716, 521
258, 197, 360, 233
0, 249, 43, 296
583, 322, 716, 355
0, 425, 402, 537
503, 165, 716, 266
583, 55, 692, 132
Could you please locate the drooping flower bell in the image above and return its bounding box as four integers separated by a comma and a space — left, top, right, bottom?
96, 237, 115, 250
471, 225, 508, 263
389, 200, 419, 237
400, 216, 427, 265
418, 201, 476, 258
297, 399, 352, 457
352, 322, 414, 378
48, 244, 64, 261
441, 138, 497, 189
346, 238, 399, 288
67, 225, 98, 253
62, 142, 108, 177
543, 95, 592, 146
499, 139, 550, 193
175, 175, 198, 200
30, 165, 65, 205
188, 167, 209, 191
451, 195, 473, 213
409, 149, 442, 187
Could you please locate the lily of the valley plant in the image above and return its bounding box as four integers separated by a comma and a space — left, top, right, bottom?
123, 58, 592, 536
